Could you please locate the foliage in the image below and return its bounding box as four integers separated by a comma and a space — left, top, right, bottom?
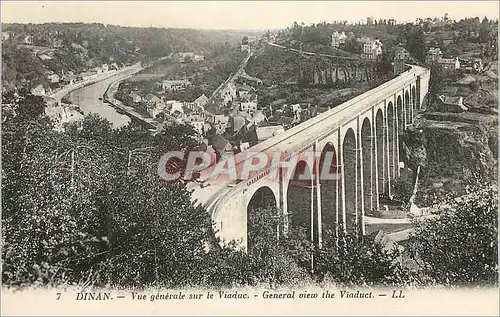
2, 22, 251, 90
1, 91, 211, 288
407, 183, 498, 286
315, 230, 417, 287
403, 26, 428, 62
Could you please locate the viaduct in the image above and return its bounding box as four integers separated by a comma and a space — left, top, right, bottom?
187, 64, 431, 251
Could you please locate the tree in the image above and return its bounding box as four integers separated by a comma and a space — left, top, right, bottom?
407, 183, 498, 286
315, 231, 416, 287
479, 16, 491, 43
2, 91, 215, 288
405, 27, 427, 62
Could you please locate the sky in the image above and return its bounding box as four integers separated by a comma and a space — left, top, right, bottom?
2, 1, 499, 30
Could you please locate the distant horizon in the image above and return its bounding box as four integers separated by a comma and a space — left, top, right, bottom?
1, 1, 498, 31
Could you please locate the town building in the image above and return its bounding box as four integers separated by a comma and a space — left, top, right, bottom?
241, 44, 251, 53
359, 37, 383, 60
393, 46, 411, 75
240, 101, 258, 115
194, 94, 209, 107
209, 114, 230, 135
31, 84, 46, 96
175, 52, 205, 63
143, 93, 165, 118
128, 92, 142, 104
165, 100, 184, 115
220, 82, 237, 105
157, 79, 191, 91
47, 74, 60, 84
437, 57, 460, 70
331, 31, 347, 47
426, 47, 443, 64
437, 95, 468, 112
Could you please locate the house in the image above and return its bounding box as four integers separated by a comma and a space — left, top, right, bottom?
331, 31, 347, 47
220, 82, 237, 104
437, 57, 460, 70
143, 93, 165, 117
194, 94, 209, 107
165, 100, 185, 115
157, 79, 191, 91
426, 47, 443, 64
101, 64, 109, 72
239, 142, 250, 152
175, 52, 205, 62
209, 134, 233, 158
22, 35, 33, 45
1, 31, 11, 42
240, 101, 258, 114
31, 85, 46, 96
247, 125, 285, 145
209, 114, 230, 135
52, 39, 63, 48
110, 63, 119, 71
143, 93, 162, 106
241, 44, 251, 52
359, 37, 383, 60
61, 74, 76, 85
186, 116, 206, 135
437, 95, 468, 113
393, 46, 411, 75
247, 110, 266, 125
47, 74, 60, 84
79, 71, 99, 81
230, 114, 246, 133
128, 92, 142, 104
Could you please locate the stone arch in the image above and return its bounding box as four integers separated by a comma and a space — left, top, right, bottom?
412, 85, 417, 116
287, 159, 316, 243
387, 102, 397, 182
361, 117, 373, 219
405, 90, 411, 125
342, 127, 360, 233
375, 109, 386, 196
318, 142, 339, 242
397, 95, 404, 133
247, 186, 278, 252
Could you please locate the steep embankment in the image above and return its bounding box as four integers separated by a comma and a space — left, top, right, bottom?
402, 63, 498, 206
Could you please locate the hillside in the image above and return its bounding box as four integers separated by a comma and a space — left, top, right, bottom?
1, 23, 253, 90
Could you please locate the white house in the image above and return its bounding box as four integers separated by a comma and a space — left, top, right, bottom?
331, 31, 347, 47
31, 85, 46, 96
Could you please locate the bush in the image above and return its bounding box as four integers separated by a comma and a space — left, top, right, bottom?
407, 183, 498, 286
315, 230, 417, 287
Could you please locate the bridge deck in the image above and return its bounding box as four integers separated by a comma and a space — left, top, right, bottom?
187, 65, 429, 206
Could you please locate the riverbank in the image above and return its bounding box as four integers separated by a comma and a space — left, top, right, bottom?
103, 79, 159, 129
48, 62, 143, 102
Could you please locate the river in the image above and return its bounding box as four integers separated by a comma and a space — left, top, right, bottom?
67, 67, 142, 129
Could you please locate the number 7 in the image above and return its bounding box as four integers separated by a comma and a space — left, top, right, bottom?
56, 293, 61, 300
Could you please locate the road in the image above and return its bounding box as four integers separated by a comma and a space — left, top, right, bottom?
266, 41, 362, 61
49, 63, 142, 102
207, 41, 259, 104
